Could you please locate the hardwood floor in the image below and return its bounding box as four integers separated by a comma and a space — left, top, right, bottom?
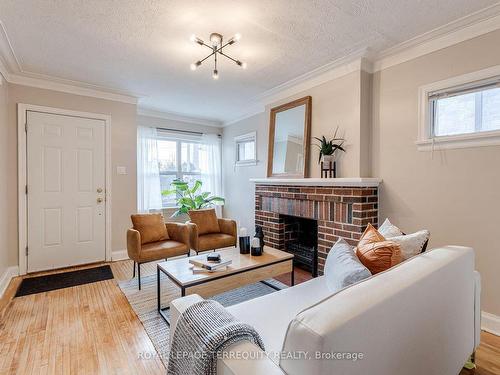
0, 260, 499, 374
0, 261, 165, 375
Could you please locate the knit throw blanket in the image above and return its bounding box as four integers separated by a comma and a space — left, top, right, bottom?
167, 300, 265, 375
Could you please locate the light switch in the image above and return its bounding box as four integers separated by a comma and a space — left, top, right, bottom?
116, 166, 127, 175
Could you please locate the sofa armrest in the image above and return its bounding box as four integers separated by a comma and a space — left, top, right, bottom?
186, 222, 199, 250
170, 295, 283, 375
127, 229, 141, 261
218, 218, 237, 238
170, 294, 204, 343
166, 222, 190, 248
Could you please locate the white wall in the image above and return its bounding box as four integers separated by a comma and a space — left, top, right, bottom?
222, 113, 266, 235
0, 75, 9, 279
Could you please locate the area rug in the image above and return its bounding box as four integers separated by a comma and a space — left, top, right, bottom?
118, 273, 287, 365
15, 265, 114, 297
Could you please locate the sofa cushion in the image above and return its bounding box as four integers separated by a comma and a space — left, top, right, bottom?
227, 276, 336, 363
140, 240, 188, 262
324, 238, 371, 291
378, 218, 403, 238
198, 233, 235, 251
189, 208, 220, 235
387, 230, 430, 260
355, 224, 402, 274
131, 213, 169, 245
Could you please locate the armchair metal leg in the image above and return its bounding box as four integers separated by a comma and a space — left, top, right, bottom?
138, 263, 141, 290
132, 261, 136, 278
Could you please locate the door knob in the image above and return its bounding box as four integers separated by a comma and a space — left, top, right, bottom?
97, 197, 103, 203
97, 188, 103, 193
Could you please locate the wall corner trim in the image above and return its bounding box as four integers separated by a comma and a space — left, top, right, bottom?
0, 266, 19, 299
482, 311, 500, 337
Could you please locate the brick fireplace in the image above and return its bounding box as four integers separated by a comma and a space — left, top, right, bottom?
252, 178, 381, 275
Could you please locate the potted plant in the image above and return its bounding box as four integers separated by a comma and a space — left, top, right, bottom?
313, 127, 346, 164
162, 179, 225, 217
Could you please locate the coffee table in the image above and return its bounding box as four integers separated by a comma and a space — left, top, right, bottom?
157, 246, 294, 324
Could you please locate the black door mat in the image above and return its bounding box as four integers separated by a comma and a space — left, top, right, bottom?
15, 265, 114, 297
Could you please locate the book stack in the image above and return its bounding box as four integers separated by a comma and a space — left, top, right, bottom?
189, 258, 232, 274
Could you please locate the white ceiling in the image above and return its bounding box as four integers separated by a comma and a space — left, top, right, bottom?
0, 0, 499, 123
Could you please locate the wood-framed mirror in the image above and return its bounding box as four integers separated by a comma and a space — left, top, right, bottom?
267, 96, 312, 177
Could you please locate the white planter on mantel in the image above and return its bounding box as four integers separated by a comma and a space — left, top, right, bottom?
249, 177, 382, 187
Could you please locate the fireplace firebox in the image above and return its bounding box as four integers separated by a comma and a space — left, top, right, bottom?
282, 215, 318, 277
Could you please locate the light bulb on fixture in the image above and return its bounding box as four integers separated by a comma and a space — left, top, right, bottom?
212, 69, 219, 80
236, 60, 247, 69
234, 33, 242, 41
190, 34, 204, 45
190, 61, 202, 70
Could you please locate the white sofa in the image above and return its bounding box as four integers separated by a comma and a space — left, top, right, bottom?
170, 246, 481, 375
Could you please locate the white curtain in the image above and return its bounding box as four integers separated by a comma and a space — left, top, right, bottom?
137, 126, 162, 212
200, 133, 223, 216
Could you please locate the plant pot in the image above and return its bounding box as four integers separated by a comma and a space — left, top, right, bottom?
321, 154, 335, 163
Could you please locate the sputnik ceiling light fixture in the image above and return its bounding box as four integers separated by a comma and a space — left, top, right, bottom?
190, 32, 247, 80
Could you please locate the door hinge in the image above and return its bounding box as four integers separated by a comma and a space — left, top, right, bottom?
25, 122, 28, 132
25, 246, 28, 256
25, 185, 28, 194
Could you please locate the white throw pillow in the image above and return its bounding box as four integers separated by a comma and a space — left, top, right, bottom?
378, 218, 403, 238
386, 230, 430, 260
324, 238, 372, 291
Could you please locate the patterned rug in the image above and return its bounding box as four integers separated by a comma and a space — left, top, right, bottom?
118, 273, 286, 365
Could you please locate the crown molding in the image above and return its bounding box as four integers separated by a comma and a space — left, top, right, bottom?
255, 49, 372, 106
373, 3, 500, 72
137, 107, 223, 127
8, 73, 139, 104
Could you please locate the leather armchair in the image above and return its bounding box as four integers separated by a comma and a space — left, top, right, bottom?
187, 218, 237, 254
127, 222, 190, 289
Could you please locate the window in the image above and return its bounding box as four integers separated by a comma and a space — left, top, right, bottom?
431, 86, 500, 137
235, 132, 257, 166
157, 133, 204, 207
417, 68, 500, 150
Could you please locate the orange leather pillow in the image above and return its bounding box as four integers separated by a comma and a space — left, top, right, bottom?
355, 223, 402, 274
189, 208, 220, 235
131, 213, 169, 245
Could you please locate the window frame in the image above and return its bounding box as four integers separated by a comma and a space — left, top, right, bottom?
417, 65, 500, 151
234, 131, 257, 166
156, 133, 203, 208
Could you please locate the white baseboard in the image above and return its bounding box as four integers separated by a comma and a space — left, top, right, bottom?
482, 311, 500, 336
0, 266, 19, 298
111, 249, 129, 261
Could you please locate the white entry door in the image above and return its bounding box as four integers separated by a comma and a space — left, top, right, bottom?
27, 111, 106, 272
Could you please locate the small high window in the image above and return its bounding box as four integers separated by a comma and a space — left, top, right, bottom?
235, 132, 257, 166
417, 68, 500, 150
430, 82, 500, 137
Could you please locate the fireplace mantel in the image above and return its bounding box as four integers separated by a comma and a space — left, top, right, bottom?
250, 177, 382, 187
